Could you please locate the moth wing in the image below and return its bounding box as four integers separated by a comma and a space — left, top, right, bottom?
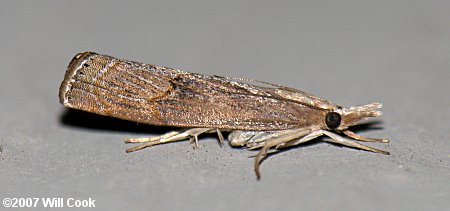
214, 76, 339, 110
60, 53, 174, 125
60, 53, 328, 130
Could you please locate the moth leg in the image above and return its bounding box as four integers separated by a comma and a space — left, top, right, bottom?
277, 130, 325, 148
229, 131, 266, 147
254, 145, 271, 180
343, 130, 389, 143
216, 129, 225, 147
322, 131, 390, 155
125, 131, 181, 143
189, 136, 199, 149
242, 130, 304, 150
125, 128, 213, 153
254, 128, 311, 180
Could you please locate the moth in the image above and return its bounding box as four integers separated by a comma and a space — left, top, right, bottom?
59, 52, 389, 179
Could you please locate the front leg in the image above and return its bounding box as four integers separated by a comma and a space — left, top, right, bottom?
323, 131, 390, 155
252, 129, 389, 179
342, 130, 389, 143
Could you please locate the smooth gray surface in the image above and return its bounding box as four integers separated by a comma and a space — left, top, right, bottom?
1, 1, 449, 210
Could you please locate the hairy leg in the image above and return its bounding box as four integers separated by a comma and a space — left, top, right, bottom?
125, 128, 214, 152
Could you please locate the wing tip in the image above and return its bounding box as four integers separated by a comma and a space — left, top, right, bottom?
59, 52, 98, 106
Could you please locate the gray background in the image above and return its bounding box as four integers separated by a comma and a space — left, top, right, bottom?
1, 1, 449, 210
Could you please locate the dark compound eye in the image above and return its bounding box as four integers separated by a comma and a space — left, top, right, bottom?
325, 112, 341, 129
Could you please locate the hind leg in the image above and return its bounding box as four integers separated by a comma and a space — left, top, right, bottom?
125, 128, 214, 152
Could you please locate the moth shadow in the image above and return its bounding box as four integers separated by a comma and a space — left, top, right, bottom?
59, 109, 178, 135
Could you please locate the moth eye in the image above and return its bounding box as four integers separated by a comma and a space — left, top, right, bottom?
325, 112, 341, 129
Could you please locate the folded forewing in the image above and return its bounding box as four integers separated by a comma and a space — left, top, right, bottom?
60, 53, 328, 130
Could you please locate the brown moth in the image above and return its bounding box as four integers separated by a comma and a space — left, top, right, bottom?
59, 52, 389, 179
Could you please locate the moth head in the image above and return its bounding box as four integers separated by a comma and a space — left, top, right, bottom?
325, 103, 383, 131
